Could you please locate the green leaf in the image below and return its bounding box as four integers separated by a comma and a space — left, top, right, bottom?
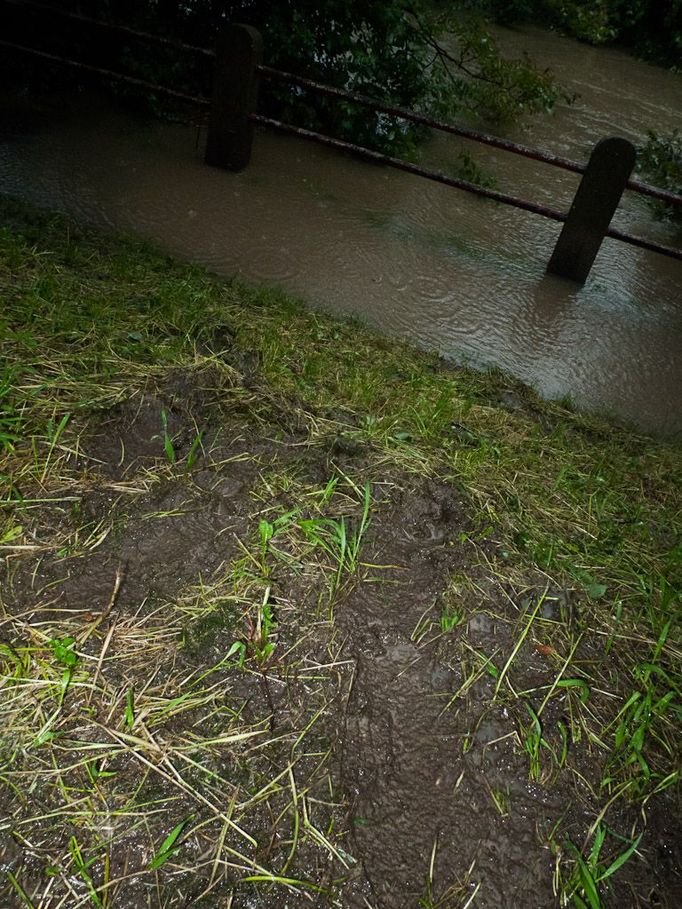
50, 637, 78, 668
598, 833, 642, 883
484, 658, 499, 678
6, 871, 35, 909
586, 583, 607, 600
556, 678, 590, 703
185, 431, 203, 470
124, 687, 135, 728
0, 524, 22, 544
576, 855, 602, 909
86, 760, 116, 783
69, 837, 103, 908
160, 409, 176, 463
226, 641, 246, 666
589, 825, 606, 866
148, 817, 192, 870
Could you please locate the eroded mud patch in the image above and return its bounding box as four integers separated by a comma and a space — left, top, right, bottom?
2, 371, 680, 909
335, 481, 681, 908
335, 483, 561, 907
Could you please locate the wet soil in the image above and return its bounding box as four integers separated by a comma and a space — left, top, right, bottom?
2, 369, 680, 908
338, 485, 682, 908
336, 484, 555, 908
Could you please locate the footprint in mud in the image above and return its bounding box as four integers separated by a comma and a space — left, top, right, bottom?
336, 481, 560, 908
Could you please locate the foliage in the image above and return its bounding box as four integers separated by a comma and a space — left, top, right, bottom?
14, 1, 571, 154
563, 825, 643, 908
459, 0, 682, 65
637, 130, 682, 225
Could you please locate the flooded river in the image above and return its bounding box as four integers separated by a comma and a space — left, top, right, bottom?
1, 26, 681, 434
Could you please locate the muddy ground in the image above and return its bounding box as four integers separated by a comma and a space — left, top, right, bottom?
2, 367, 680, 908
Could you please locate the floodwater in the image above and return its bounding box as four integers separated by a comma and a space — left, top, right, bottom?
1, 25, 681, 434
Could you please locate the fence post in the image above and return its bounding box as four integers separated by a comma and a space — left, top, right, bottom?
205, 24, 262, 171
547, 137, 636, 283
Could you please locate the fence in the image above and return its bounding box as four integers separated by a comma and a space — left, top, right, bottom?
3, 0, 682, 283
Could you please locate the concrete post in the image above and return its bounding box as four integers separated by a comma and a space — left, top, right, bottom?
547, 137, 636, 283
205, 24, 263, 171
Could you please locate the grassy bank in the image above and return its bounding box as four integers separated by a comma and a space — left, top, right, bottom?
1, 196, 680, 908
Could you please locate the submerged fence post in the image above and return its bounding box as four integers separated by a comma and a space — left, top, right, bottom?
547, 137, 636, 283
205, 24, 262, 171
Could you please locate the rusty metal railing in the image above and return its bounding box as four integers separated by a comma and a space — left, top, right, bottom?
250, 114, 682, 262
257, 65, 682, 209
2, 4, 681, 279
4, 0, 681, 210
0, 39, 208, 105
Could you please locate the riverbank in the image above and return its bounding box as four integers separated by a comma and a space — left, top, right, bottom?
1, 196, 680, 908
3, 76, 682, 436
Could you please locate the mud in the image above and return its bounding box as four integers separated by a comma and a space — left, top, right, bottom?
2, 371, 681, 908
337, 482, 682, 907
336, 484, 555, 907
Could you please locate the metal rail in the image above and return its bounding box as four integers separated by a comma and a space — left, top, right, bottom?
251, 113, 567, 222
2, 38, 680, 264
605, 225, 682, 258
5, 0, 681, 209
0, 40, 209, 105
251, 114, 682, 262
2, 0, 214, 56
258, 66, 682, 208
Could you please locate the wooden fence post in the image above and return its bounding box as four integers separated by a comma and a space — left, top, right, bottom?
205, 24, 263, 171
547, 137, 636, 283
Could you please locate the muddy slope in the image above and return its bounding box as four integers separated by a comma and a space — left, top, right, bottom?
335, 483, 555, 908
2, 373, 680, 909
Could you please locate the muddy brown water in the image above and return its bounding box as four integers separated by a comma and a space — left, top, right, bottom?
0, 25, 681, 438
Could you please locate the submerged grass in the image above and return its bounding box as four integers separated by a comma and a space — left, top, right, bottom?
1, 196, 681, 907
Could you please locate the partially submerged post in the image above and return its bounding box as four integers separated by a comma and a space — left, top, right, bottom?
205, 24, 263, 171
547, 137, 636, 283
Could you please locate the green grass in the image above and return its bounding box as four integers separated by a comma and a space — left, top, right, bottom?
1, 195, 681, 907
